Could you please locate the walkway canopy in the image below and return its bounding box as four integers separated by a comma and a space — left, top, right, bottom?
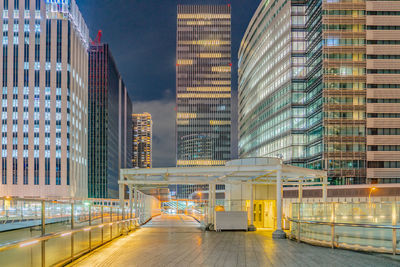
120, 158, 327, 186
119, 158, 327, 236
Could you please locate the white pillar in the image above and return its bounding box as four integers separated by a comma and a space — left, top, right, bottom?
248, 183, 256, 231
129, 185, 133, 219
273, 168, 286, 239
298, 179, 303, 203
140, 192, 144, 223
208, 184, 216, 227
322, 176, 328, 202
134, 186, 138, 219
119, 183, 125, 220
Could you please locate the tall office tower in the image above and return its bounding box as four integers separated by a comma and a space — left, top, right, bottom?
238, 0, 307, 165
176, 5, 231, 167
132, 113, 152, 168
88, 42, 132, 198
365, 1, 400, 184
0, 0, 89, 198
305, 0, 368, 185
239, 0, 400, 185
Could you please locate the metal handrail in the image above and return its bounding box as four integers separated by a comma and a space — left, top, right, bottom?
0, 217, 138, 253
288, 218, 400, 229
0, 196, 125, 204
288, 217, 399, 255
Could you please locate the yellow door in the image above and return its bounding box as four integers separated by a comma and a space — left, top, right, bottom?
253, 201, 264, 228
264, 200, 276, 229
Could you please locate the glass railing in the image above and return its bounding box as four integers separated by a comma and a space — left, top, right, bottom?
288, 202, 400, 255
0, 196, 160, 267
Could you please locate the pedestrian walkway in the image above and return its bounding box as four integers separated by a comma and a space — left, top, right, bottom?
69, 215, 400, 267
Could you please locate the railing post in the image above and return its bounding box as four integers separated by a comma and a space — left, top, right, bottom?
129, 185, 133, 230
134, 186, 138, 222
110, 206, 113, 238
41, 200, 45, 267
297, 203, 300, 243
71, 202, 75, 261
21, 200, 24, 220
89, 203, 92, 250
101, 201, 104, 244
331, 203, 335, 249
392, 202, 397, 255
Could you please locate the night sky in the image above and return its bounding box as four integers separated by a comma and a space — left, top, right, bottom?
79, 0, 261, 167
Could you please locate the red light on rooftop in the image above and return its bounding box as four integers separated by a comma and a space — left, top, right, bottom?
229, 63, 232, 66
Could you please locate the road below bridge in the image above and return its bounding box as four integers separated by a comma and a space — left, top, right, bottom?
69, 214, 399, 267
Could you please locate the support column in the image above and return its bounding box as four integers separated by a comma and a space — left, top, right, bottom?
211, 184, 215, 227
298, 179, 303, 203
208, 184, 214, 227
273, 169, 286, 239
322, 176, 328, 202
248, 184, 256, 231
139, 192, 143, 223
129, 185, 133, 220
134, 186, 138, 220
119, 183, 125, 220
119, 183, 127, 234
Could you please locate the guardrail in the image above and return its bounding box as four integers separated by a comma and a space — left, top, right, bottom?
288, 218, 400, 255
0, 217, 138, 266
0, 195, 159, 267
288, 202, 400, 255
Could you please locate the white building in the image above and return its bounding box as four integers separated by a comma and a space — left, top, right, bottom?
0, 0, 89, 198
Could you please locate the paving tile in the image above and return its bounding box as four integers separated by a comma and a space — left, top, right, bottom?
69, 215, 400, 267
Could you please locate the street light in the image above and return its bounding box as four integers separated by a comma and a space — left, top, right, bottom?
369, 187, 377, 203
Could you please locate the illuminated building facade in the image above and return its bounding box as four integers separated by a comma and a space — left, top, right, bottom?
238, 0, 307, 167
132, 113, 152, 169
88, 43, 133, 198
176, 5, 231, 167
0, 0, 89, 198
364, 0, 400, 184
239, 0, 400, 185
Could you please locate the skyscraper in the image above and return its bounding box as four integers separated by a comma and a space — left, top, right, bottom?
132, 113, 152, 168
88, 42, 132, 199
0, 0, 89, 198
239, 0, 400, 185
238, 0, 307, 167
176, 4, 231, 167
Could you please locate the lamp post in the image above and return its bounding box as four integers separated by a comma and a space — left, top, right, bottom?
369, 187, 377, 203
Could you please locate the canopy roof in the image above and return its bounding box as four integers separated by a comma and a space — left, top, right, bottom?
120, 158, 327, 186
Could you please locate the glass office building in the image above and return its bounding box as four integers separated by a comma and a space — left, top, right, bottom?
238, 0, 307, 166
176, 4, 231, 167
239, 0, 400, 185
0, 0, 89, 198
88, 43, 132, 198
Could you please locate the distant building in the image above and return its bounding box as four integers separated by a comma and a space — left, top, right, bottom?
0, 0, 89, 198
88, 43, 132, 199
176, 4, 231, 167
132, 113, 152, 168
